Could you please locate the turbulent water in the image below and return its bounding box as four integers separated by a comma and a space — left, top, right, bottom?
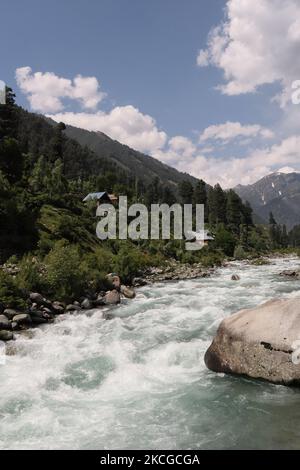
1, 257, 300, 450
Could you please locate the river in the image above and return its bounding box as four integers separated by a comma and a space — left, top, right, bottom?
1, 257, 300, 450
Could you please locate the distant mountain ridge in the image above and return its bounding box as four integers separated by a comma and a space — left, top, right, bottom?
58, 123, 199, 188
235, 171, 300, 229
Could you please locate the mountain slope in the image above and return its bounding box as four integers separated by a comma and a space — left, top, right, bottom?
235, 172, 300, 229
62, 124, 198, 188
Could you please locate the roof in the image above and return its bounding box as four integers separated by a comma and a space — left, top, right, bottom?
82, 192, 108, 202
185, 230, 215, 241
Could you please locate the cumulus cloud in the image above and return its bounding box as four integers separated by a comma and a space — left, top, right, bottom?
199, 121, 274, 143
16, 67, 105, 113
197, 0, 300, 104
48, 106, 167, 154
180, 136, 300, 187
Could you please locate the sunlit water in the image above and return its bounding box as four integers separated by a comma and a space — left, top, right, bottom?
1, 257, 300, 450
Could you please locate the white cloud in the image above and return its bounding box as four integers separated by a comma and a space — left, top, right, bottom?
48, 106, 167, 154
197, 0, 300, 104
181, 136, 300, 187
199, 121, 274, 143
16, 67, 105, 113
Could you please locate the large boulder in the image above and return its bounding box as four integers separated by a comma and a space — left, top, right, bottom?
120, 285, 136, 299
3, 309, 20, 320
104, 290, 121, 305
205, 297, 300, 386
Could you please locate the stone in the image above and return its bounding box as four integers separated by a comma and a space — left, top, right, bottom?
81, 298, 92, 310
231, 274, 240, 281
66, 304, 80, 312
205, 297, 300, 386
0, 314, 11, 330
29, 292, 45, 304
104, 290, 121, 305
12, 313, 32, 325
120, 285, 136, 299
0, 330, 13, 341
107, 273, 121, 289
3, 308, 19, 320
280, 270, 300, 279
92, 297, 105, 307
31, 316, 48, 324
29, 292, 52, 308
51, 302, 65, 314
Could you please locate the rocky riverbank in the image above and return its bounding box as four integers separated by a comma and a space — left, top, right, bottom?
135, 260, 216, 285
0, 273, 136, 342
0, 261, 218, 343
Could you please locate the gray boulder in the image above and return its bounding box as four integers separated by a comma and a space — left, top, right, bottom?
120, 285, 136, 299
29, 292, 52, 308
51, 302, 65, 314
0, 330, 13, 341
0, 314, 11, 330
66, 304, 80, 312
205, 297, 300, 386
12, 313, 32, 325
3, 309, 19, 320
231, 274, 240, 281
81, 298, 92, 310
104, 290, 121, 305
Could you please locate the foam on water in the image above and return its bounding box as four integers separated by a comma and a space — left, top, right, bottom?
1, 257, 300, 449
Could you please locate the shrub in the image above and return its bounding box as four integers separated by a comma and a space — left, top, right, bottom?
44, 241, 87, 301
0, 270, 27, 309
16, 255, 46, 293
114, 245, 151, 284
234, 245, 247, 260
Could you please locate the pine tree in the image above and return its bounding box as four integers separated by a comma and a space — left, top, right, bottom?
179, 180, 194, 204
226, 190, 242, 235
29, 155, 51, 193
50, 159, 68, 198
208, 184, 226, 226
193, 179, 208, 221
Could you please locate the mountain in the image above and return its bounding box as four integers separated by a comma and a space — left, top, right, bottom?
60, 123, 199, 188
235, 171, 300, 229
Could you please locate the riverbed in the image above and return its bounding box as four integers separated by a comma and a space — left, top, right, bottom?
1, 257, 300, 449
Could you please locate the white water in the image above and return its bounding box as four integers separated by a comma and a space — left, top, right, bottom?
1, 257, 300, 450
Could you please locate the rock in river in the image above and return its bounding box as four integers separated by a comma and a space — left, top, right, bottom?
205, 297, 300, 386
0, 330, 13, 341
12, 313, 32, 325
104, 290, 121, 305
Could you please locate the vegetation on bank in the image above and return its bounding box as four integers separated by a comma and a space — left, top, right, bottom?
0, 87, 299, 308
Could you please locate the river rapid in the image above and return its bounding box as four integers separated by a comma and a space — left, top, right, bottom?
1, 257, 300, 450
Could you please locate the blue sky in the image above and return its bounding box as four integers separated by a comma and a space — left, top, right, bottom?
2, 0, 300, 187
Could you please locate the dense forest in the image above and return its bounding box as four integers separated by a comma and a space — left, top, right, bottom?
0, 87, 297, 307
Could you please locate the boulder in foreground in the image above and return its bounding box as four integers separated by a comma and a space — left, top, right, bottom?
205, 297, 300, 386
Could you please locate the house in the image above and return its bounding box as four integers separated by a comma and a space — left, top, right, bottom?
83, 192, 118, 205
185, 229, 215, 247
